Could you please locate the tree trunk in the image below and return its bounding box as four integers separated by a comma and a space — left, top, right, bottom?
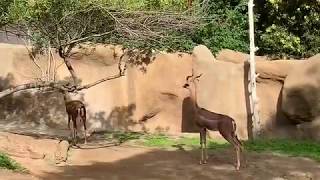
248, 0, 261, 139
63, 57, 78, 85
188, 0, 193, 9
58, 46, 78, 85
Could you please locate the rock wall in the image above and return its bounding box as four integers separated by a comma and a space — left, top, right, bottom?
193, 46, 248, 139
216, 49, 304, 139
0, 43, 194, 137
1, 43, 319, 140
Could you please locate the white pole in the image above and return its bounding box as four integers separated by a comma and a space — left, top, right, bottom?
248, 0, 261, 138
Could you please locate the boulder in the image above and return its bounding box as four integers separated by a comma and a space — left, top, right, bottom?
216, 49, 303, 138
282, 54, 320, 124
216, 49, 268, 64
296, 118, 320, 140
192, 45, 216, 62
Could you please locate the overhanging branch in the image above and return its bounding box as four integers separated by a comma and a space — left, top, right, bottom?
76, 52, 127, 91
61, 30, 115, 47
0, 55, 128, 99
0, 81, 68, 99
76, 73, 124, 91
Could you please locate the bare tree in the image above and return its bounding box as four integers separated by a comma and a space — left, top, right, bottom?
248, 0, 261, 138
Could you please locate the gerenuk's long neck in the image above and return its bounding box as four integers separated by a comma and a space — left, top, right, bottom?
189, 81, 199, 112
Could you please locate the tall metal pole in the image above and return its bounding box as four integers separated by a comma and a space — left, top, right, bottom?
248, 0, 261, 139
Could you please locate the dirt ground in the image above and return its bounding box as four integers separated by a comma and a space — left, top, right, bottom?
2, 140, 320, 180
0, 169, 38, 180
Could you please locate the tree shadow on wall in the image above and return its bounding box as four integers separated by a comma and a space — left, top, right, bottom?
0, 73, 142, 139
87, 103, 139, 133
126, 49, 156, 73
0, 74, 85, 139
0, 74, 67, 132
70, 45, 157, 73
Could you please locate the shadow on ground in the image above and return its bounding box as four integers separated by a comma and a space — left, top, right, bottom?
39, 146, 320, 180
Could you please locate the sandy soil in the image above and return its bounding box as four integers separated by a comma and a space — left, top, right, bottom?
0, 169, 39, 180
4, 143, 319, 180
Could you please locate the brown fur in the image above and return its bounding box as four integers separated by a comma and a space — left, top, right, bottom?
183, 71, 242, 170
64, 95, 87, 145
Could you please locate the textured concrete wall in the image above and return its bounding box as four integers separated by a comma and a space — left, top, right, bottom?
0, 43, 310, 140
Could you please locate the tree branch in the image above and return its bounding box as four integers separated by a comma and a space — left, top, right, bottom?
76, 73, 124, 91
0, 81, 68, 99
58, 46, 79, 85
76, 52, 127, 91
61, 31, 115, 47
0, 51, 128, 99
21, 38, 45, 80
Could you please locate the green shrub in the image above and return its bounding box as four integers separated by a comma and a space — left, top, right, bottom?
259, 25, 304, 58
2, 0, 319, 58
0, 152, 24, 171
256, 0, 320, 58
194, 0, 249, 54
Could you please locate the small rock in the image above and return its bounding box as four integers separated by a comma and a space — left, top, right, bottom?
272, 177, 287, 180
287, 171, 313, 179
54, 140, 70, 164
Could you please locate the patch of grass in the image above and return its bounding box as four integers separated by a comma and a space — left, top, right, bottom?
104, 132, 230, 150
244, 138, 320, 161
142, 134, 229, 150
143, 134, 176, 148
105, 131, 144, 144
104, 132, 320, 161
143, 135, 320, 161
0, 152, 25, 171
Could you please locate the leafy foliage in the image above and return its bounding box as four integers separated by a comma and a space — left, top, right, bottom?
1, 0, 319, 58
98, 0, 187, 11
0, 0, 202, 56
259, 24, 304, 57
256, 0, 320, 58
0, 0, 13, 27
194, 0, 249, 54
6, 0, 116, 54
